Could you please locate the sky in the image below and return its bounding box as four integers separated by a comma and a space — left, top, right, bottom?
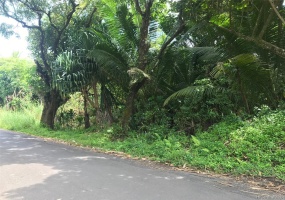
0, 16, 30, 58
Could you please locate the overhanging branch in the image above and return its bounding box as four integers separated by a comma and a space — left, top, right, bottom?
52, 0, 78, 55
157, 9, 185, 61
217, 25, 285, 59
1, 0, 40, 29
85, 7, 97, 28
258, 10, 274, 39
1, 0, 50, 82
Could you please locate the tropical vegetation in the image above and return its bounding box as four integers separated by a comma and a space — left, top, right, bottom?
0, 0, 284, 183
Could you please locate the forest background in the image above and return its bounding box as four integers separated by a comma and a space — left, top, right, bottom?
0, 0, 285, 186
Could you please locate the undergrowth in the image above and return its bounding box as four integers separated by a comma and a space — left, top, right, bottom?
0, 106, 284, 182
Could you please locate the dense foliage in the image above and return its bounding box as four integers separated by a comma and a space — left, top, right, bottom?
0, 0, 284, 182
1, 0, 284, 131
0, 55, 39, 108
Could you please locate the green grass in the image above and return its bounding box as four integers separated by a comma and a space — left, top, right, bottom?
0, 106, 284, 182
0, 106, 42, 130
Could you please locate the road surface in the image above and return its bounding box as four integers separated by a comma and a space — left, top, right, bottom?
0, 129, 284, 200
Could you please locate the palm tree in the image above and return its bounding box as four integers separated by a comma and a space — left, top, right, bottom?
52, 47, 119, 127
163, 0, 284, 109
88, 0, 188, 128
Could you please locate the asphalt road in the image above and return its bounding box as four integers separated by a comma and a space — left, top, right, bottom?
0, 129, 284, 200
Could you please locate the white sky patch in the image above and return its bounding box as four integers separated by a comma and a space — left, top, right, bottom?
0, 16, 31, 58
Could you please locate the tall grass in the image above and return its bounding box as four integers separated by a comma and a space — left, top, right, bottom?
0, 103, 42, 131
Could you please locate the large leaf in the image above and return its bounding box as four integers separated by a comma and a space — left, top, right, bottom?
164, 84, 226, 106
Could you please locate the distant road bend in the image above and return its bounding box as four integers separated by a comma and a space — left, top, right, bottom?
0, 129, 284, 200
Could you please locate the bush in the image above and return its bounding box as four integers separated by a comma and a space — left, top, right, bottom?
189, 108, 285, 180
171, 79, 235, 134
132, 96, 170, 132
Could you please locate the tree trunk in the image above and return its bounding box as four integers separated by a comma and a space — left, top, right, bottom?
82, 88, 90, 129
40, 89, 65, 129
121, 90, 137, 129
121, 80, 146, 129
237, 70, 250, 113
91, 81, 105, 125
120, 1, 154, 129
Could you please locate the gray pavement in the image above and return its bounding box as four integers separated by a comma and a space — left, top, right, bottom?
0, 129, 284, 200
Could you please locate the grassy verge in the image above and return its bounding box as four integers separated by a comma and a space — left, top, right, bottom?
0, 106, 284, 182
0, 105, 42, 130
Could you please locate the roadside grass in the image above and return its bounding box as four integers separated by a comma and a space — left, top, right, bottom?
0, 102, 42, 130
0, 107, 41, 130
0, 106, 284, 182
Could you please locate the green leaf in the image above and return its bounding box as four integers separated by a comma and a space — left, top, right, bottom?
191, 135, 201, 147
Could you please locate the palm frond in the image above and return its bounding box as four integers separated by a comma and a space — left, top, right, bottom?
210, 53, 275, 105
87, 49, 129, 88
97, 0, 139, 52
52, 50, 99, 94
156, 45, 221, 96
163, 84, 226, 106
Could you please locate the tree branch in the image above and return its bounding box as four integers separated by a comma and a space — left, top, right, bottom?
1, 0, 40, 29
258, 10, 274, 39
1, 0, 50, 82
157, 10, 185, 61
37, 13, 50, 75
85, 6, 97, 28
252, 4, 264, 36
137, 0, 154, 70
1, 0, 72, 85
217, 25, 285, 59
47, 11, 60, 34
52, 0, 78, 56
145, 0, 154, 14
35, 60, 50, 86
17, 0, 45, 14
85, 90, 97, 109
134, 0, 143, 16
268, 0, 285, 25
